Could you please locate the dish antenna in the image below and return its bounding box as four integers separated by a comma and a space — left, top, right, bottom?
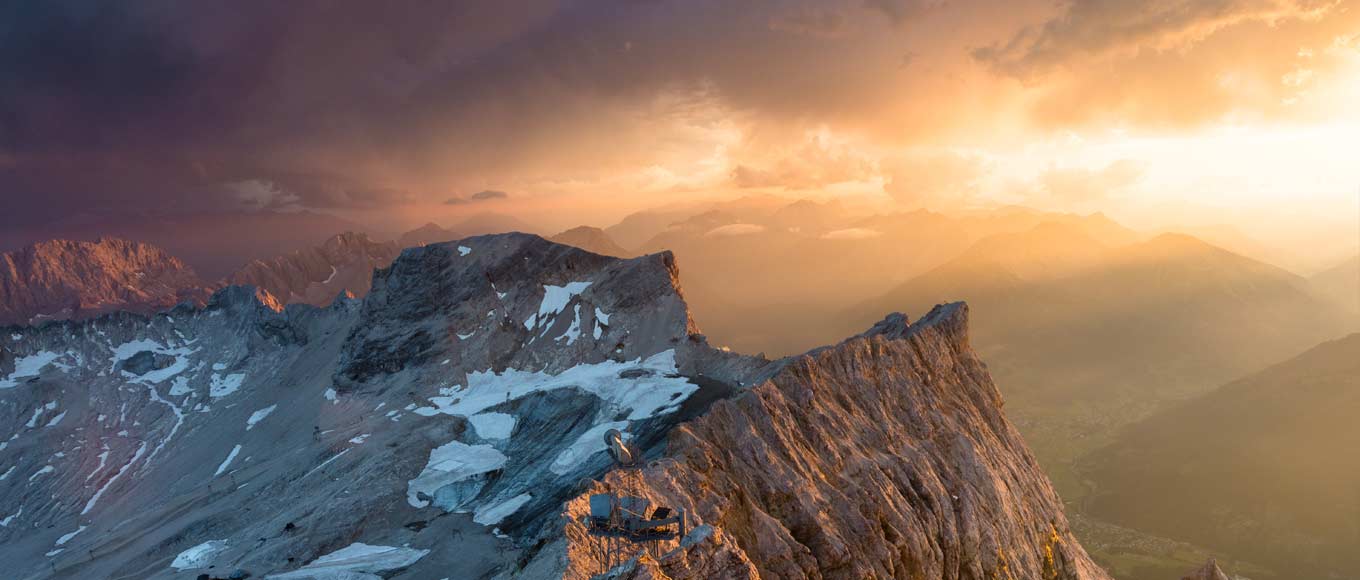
603, 428, 636, 467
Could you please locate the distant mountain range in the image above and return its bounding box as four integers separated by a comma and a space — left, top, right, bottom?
0, 238, 212, 326
1311, 253, 1359, 313
1084, 332, 1360, 580
0, 224, 633, 326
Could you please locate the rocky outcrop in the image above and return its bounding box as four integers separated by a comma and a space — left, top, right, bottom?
0, 233, 1109, 580
549, 226, 633, 257
0, 238, 210, 325
545, 303, 1110, 580
224, 232, 399, 306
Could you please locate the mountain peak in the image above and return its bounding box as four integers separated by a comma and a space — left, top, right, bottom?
1181, 558, 1232, 580
548, 226, 632, 257
0, 237, 209, 325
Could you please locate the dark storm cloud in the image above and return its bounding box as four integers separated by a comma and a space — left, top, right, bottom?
0, 0, 930, 229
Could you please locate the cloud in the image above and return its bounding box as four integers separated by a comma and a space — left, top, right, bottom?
446, 190, 510, 205
820, 227, 883, 240
704, 223, 767, 237
974, 0, 1335, 79
972, 0, 1358, 129
227, 180, 303, 212
1039, 159, 1146, 204
731, 132, 877, 190
881, 151, 990, 207
769, 7, 848, 38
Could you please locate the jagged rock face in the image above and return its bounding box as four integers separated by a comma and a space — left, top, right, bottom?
0, 233, 766, 579
546, 304, 1110, 580
0, 238, 211, 325
225, 232, 400, 306
0, 233, 1108, 580
549, 226, 633, 258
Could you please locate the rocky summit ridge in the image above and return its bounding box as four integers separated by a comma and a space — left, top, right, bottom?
0, 238, 212, 326
0, 233, 1108, 579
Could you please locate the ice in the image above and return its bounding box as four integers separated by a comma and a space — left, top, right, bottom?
29, 465, 54, 481
55, 525, 86, 545
525, 281, 591, 330
0, 507, 20, 527
84, 441, 148, 515
457, 331, 475, 340
413, 406, 439, 417
44, 411, 66, 427
268, 543, 429, 579
407, 441, 508, 507
468, 413, 516, 440
25, 407, 42, 428
473, 493, 532, 525
0, 350, 63, 389
214, 444, 242, 477
550, 421, 630, 475
45, 549, 63, 557
458, 245, 472, 256
246, 405, 277, 430
209, 373, 247, 398
324, 387, 338, 402
171, 539, 228, 570
427, 349, 695, 421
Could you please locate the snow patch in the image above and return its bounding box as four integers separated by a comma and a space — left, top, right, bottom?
168, 376, 193, 396
349, 434, 370, 445
246, 405, 277, 430
214, 444, 242, 477
55, 525, 87, 545
550, 421, 630, 475
44, 410, 67, 427
210, 373, 247, 398
0, 507, 20, 526
267, 543, 429, 579
525, 281, 591, 330
559, 304, 582, 344
468, 413, 516, 440
1, 350, 63, 388
473, 493, 532, 525
172, 539, 229, 570
29, 465, 54, 481
593, 307, 610, 339
458, 245, 472, 256
427, 350, 695, 421
84, 436, 150, 517
407, 441, 507, 508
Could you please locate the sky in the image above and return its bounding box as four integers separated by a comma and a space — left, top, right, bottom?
2, 0, 1358, 264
